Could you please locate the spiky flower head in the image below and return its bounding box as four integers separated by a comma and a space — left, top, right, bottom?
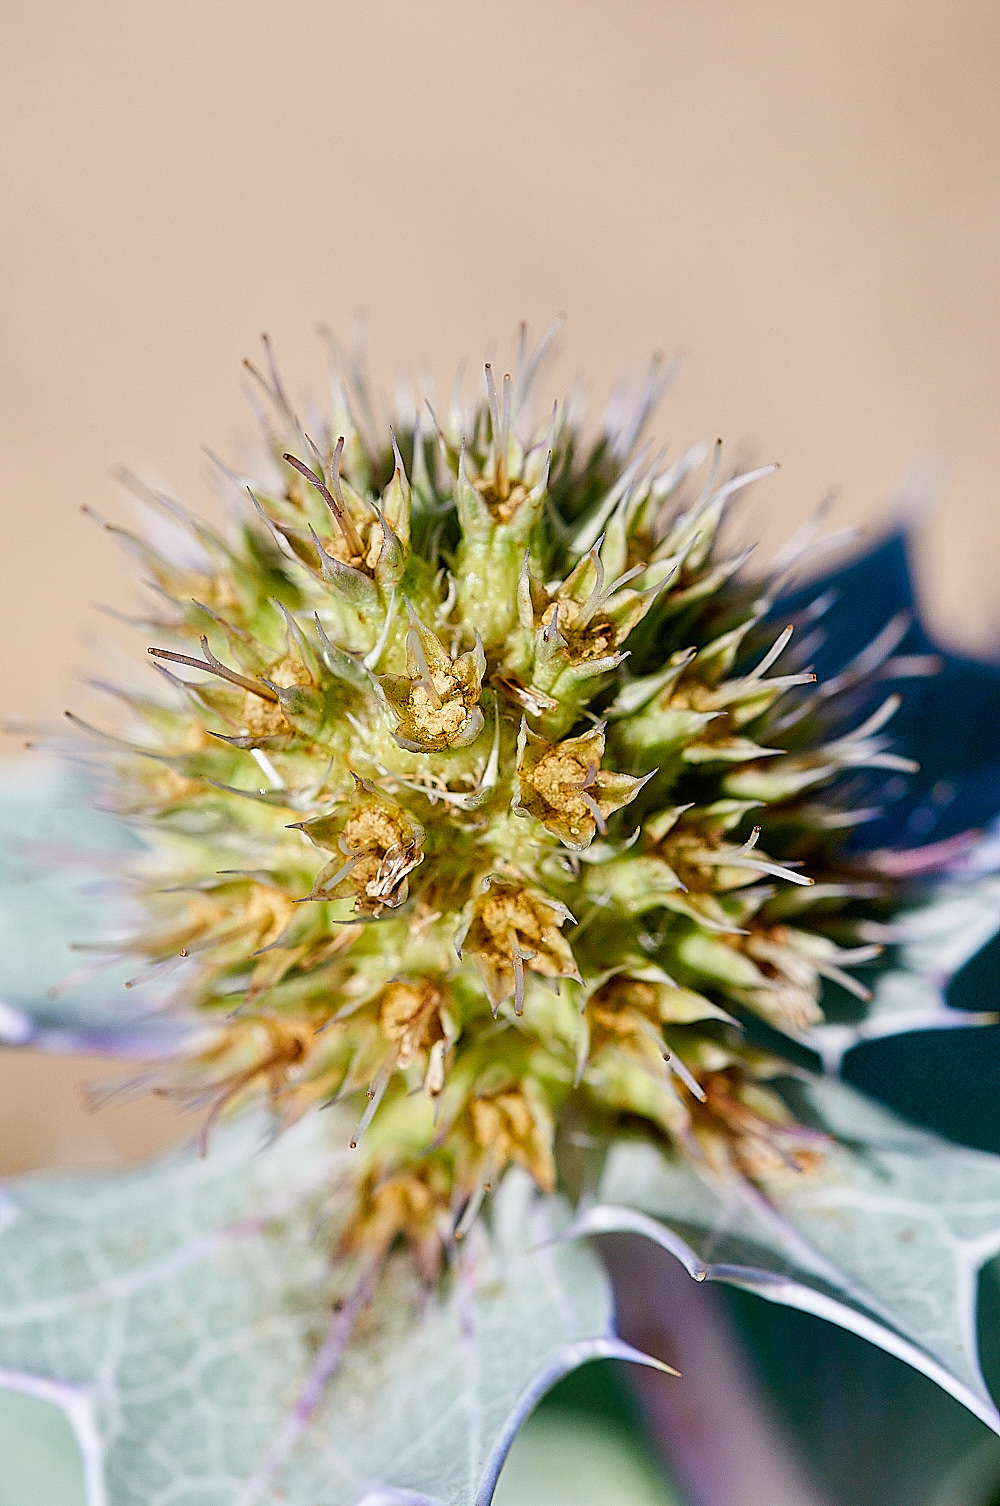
77, 326, 915, 1273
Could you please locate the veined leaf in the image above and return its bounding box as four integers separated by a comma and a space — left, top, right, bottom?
580, 1076, 1000, 1434
0, 1111, 660, 1506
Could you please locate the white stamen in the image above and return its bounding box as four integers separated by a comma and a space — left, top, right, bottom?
513, 316, 563, 419
406, 617, 442, 708
454, 1156, 497, 1241
842, 750, 920, 773
820, 612, 911, 700
363, 588, 397, 671
685, 439, 723, 523
651, 439, 710, 500
511, 940, 537, 1017
723, 856, 814, 886
315, 855, 361, 893
349, 1054, 396, 1147
579, 790, 608, 836
250, 748, 285, 790
499, 372, 512, 495
838, 692, 903, 743
707, 462, 780, 512
485, 363, 501, 445
815, 963, 873, 1002
424, 1039, 446, 1098
662, 1042, 707, 1101
880, 653, 941, 680
828, 943, 883, 966
749, 624, 794, 681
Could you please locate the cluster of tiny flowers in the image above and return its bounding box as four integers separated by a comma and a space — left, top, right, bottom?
76, 329, 916, 1276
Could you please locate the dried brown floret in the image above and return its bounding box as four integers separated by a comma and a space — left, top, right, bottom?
466, 1079, 556, 1196
297, 780, 425, 915
377, 607, 486, 751
691, 1068, 827, 1182
341, 1162, 454, 1281
458, 878, 580, 1014
514, 721, 651, 850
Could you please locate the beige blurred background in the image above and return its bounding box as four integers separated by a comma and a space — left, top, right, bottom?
1, 0, 999, 1174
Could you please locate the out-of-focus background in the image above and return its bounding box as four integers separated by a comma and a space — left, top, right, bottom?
8, 0, 1000, 1173
2, 6, 1000, 1503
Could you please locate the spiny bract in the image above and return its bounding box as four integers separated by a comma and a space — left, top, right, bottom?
78, 327, 914, 1276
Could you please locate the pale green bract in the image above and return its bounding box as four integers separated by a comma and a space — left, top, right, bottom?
0, 1110, 658, 1506
4, 769, 1000, 1502
0, 765, 662, 1505
3, 1077, 1000, 1504
581, 1077, 1000, 1433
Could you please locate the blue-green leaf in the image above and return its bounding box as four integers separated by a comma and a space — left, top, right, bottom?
583, 1076, 1000, 1435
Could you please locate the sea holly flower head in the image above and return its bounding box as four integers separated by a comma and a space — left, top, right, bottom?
58, 323, 983, 1264
5, 324, 1000, 1505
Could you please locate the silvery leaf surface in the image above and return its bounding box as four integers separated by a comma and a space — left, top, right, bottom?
581, 1075, 1000, 1434
0, 757, 176, 1052
0, 1110, 649, 1506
